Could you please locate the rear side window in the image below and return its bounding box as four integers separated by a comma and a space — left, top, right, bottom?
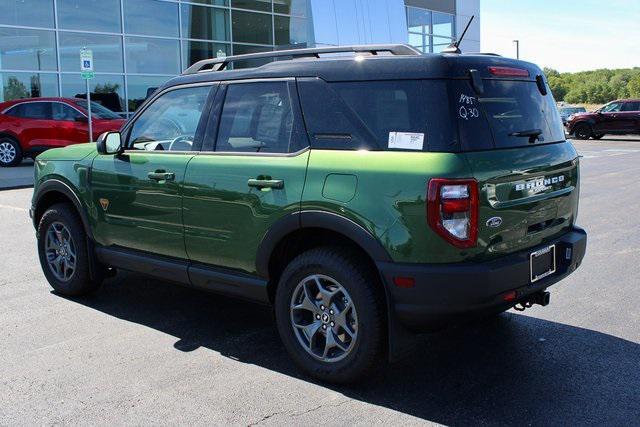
6, 102, 52, 119
452, 79, 565, 149
621, 102, 640, 112
216, 81, 305, 153
298, 78, 455, 151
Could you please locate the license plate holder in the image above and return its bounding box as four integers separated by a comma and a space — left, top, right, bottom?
530, 244, 556, 283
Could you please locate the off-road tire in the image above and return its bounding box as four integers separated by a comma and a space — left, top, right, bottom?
37, 203, 102, 296
275, 247, 386, 384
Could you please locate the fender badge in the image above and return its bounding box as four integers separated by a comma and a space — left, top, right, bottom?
486, 217, 503, 228
99, 198, 110, 211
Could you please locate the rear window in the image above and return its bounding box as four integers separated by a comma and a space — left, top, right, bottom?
453, 79, 565, 149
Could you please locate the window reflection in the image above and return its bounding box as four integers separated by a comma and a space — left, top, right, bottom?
432, 12, 454, 38
0, 28, 57, 71
126, 75, 171, 112
274, 16, 309, 47
1, 72, 58, 101
232, 10, 273, 45
125, 37, 180, 75
183, 41, 230, 69
124, 0, 179, 37
58, 0, 121, 33
232, 44, 272, 69
231, 0, 271, 12
181, 5, 230, 41
274, 0, 308, 16
61, 74, 125, 113
59, 32, 123, 73
0, 0, 54, 28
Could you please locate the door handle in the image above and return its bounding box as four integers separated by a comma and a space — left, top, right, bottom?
247, 178, 284, 189
148, 171, 175, 181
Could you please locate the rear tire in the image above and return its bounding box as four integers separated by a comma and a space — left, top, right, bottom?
275, 247, 385, 384
573, 123, 592, 140
592, 133, 605, 140
37, 203, 102, 296
0, 137, 22, 167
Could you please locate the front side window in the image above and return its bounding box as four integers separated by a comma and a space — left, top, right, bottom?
127, 85, 211, 152
216, 82, 297, 153
601, 102, 622, 113
52, 103, 83, 121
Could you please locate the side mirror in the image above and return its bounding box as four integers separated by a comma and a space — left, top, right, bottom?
96, 131, 122, 155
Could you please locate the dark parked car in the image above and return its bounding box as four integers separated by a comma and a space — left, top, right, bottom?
0, 97, 125, 167
566, 99, 640, 140
558, 105, 586, 125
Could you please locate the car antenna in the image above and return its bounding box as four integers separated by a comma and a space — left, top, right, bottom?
442, 15, 474, 54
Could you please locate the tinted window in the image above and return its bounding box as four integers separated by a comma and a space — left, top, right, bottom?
0, 28, 57, 71
299, 79, 454, 151
216, 82, 297, 153
52, 103, 83, 121
128, 86, 211, 151
0, 0, 54, 28
601, 102, 622, 113
59, 32, 123, 73
456, 79, 565, 149
232, 10, 273, 45
181, 4, 229, 41
124, 0, 179, 37
58, 0, 121, 32
621, 102, 640, 112
1, 72, 58, 100
125, 37, 180, 75
9, 102, 52, 119
73, 100, 121, 119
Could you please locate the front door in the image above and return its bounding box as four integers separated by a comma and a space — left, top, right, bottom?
183, 80, 309, 274
90, 84, 216, 259
593, 102, 625, 133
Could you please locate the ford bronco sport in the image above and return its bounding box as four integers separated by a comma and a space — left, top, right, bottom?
31, 45, 587, 383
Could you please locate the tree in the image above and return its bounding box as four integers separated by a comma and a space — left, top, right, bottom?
3, 77, 29, 101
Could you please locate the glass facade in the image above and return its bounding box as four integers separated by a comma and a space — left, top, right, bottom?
0, 0, 313, 114
406, 6, 455, 54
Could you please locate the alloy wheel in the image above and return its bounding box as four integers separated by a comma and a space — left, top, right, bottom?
290, 274, 358, 362
0, 142, 16, 164
45, 222, 77, 282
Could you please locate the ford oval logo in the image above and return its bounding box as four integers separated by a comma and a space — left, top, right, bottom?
486, 217, 503, 228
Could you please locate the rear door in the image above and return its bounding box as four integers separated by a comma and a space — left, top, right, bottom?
619, 101, 640, 132
452, 77, 579, 259
183, 79, 309, 275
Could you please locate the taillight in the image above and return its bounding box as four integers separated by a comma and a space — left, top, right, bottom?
427, 178, 479, 249
488, 66, 530, 78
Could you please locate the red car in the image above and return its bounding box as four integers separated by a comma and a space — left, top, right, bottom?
566, 99, 640, 140
0, 97, 126, 167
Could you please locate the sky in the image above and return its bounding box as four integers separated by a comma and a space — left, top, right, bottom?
480, 0, 640, 73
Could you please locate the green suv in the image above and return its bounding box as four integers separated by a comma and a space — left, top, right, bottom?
31, 45, 587, 383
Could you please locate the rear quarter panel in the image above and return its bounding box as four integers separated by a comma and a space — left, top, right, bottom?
301, 150, 472, 264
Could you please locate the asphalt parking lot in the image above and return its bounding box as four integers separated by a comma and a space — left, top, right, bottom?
1, 137, 639, 425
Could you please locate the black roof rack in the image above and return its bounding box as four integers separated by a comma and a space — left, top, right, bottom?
182, 44, 421, 75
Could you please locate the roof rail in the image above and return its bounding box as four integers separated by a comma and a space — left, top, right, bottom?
182, 44, 421, 75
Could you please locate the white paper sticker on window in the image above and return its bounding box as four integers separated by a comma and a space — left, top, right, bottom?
388, 132, 424, 150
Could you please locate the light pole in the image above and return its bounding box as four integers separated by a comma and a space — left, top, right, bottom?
513, 39, 520, 59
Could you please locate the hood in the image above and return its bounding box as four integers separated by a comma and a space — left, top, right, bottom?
36, 143, 97, 161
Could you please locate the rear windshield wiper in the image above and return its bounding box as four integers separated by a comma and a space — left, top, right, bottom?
509, 129, 543, 144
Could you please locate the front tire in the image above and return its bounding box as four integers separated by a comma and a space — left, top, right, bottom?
0, 137, 22, 167
573, 123, 593, 140
37, 203, 102, 296
275, 247, 385, 384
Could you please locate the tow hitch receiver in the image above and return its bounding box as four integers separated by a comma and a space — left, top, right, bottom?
513, 291, 551, 311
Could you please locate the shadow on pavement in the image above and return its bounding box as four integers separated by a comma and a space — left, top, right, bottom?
63, 272, 640, 425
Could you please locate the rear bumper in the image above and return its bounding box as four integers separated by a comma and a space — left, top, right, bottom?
377, 227, 587, 331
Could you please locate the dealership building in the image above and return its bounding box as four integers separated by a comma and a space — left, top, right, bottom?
0, 0, 480, 116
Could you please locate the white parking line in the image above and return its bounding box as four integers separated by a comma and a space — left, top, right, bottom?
0, 204, 28, 212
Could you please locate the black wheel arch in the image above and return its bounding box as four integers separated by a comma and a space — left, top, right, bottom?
256, 210, 392, 280
32, 178, 94, 241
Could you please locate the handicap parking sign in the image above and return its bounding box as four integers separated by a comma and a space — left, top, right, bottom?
80, 48, 94, 79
